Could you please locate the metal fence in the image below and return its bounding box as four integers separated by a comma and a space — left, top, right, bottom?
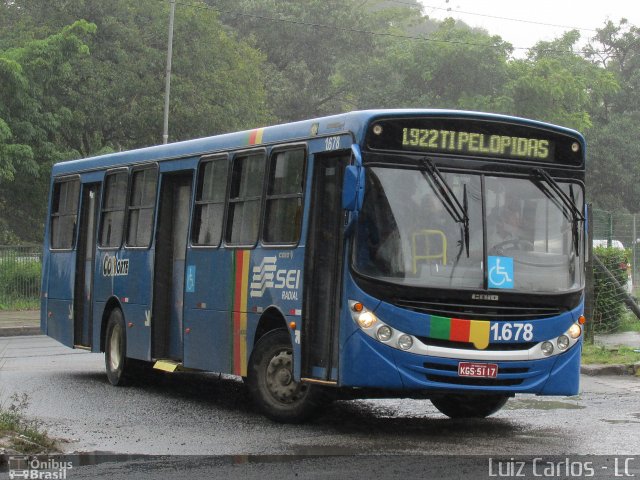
0, 245, 42, 309
588, 208, 640, 335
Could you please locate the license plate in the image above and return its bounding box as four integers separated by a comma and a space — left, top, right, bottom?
458, 362, 498, 378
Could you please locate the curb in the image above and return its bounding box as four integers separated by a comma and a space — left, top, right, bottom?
0, 326, 42, 337
581, 363, 640, 377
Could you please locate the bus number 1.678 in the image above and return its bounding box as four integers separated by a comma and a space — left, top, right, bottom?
490, 322, 534, 342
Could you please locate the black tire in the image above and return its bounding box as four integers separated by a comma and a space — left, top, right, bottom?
247, 329, 325, 423
104, 309, 131, 386
431, 394, 508, 419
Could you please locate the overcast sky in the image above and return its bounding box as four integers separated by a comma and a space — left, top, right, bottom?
418, 0, 638, 54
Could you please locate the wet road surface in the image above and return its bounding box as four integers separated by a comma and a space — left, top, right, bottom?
1, 335, 639, 478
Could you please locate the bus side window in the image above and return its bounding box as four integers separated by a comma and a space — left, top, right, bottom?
225, 152, 266, 246
126, 167, 158, 248
50, 178, 80, 250
263, 148, 305, 245
192, 156, 228, 246
99, 171, 128, 248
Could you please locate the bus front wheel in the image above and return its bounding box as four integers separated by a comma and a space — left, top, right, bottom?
430, 394, 508, 419
105, 309, 130, 386
247, 329, 324, 423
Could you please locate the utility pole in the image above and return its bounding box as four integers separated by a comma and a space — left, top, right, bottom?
162, 0, 176, 145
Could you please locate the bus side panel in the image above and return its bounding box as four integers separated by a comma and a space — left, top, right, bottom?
93, 251, 115, 350
92, 300, 106, 353
115, 250, 152, 361
121, 303, 152, 361
45, 252, 77, 346
183, 310, 232, 372
183, 249, 233, 371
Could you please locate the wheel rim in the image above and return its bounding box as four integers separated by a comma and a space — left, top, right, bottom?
265, 349, 307, 404
109, 323, 122, 372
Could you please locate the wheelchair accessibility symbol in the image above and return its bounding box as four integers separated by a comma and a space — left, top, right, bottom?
186, 265, 196, 293
488, 256, 514, 289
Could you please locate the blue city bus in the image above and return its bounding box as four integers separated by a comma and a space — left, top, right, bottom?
41, 109, 586, 422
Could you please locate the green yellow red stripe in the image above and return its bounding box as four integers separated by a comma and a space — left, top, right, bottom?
248, 128, 264, 145
427, 316, 490, 350
232, 250, 250, 375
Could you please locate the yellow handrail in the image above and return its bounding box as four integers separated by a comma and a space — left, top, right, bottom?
411, 229, 447, 273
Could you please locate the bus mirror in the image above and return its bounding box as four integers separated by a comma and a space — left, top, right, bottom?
342, 145, 365, 212
351, 144, 363, 167
342, 165, 359, 211
342, 165, 365, 212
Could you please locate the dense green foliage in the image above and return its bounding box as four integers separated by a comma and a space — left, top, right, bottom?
592, 246, 631, 333
0, 0, 639, 242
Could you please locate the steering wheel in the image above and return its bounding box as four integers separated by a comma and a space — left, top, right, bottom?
490, 238, 534, 255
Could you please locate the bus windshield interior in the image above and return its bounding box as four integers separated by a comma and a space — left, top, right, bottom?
353, 165, 584, 293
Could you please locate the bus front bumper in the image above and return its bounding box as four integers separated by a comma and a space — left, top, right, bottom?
339, 330, 582, 396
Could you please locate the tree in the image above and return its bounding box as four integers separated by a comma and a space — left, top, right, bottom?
0, 0, 270, 241
337, 18, 513, 112
0, 20, 96, 242
214, 0, 425, 121
504, 31, 618, 132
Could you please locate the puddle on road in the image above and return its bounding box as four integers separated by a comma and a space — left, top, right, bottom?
505, 399, 585, 410
601, 419, 640, 425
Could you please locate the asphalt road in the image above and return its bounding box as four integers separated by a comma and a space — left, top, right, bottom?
2, 335, 640, 478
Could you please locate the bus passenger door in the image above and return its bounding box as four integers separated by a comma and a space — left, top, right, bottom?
74, 183, 100, 348
302, 152, 349, 382
152, 172, 193, 361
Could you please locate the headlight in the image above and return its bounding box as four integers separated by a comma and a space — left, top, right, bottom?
541, 341, 554, 356
397, 334, 413, 350
568, 323, 582, 339
376, 325, 393, 342
557, 335, 570, 351
357, 311, 378, 329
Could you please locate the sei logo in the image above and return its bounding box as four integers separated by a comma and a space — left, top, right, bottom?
250, 256, 301, 300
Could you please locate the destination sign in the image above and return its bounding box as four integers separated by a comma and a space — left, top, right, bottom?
366, 117, 584, 165
401, 128, 550, 160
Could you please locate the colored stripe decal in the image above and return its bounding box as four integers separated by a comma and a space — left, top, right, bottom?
449, 318, 470, 342
469, 320, 491, 350
233, 250, 251, 376
430, 316, 450, 340
426, 316, 491, 350
248, 128, 264, 145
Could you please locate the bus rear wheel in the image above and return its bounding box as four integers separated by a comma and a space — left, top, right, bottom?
247, 329, 324, 423
105, 309, 130, 386
431, 394, 508, 419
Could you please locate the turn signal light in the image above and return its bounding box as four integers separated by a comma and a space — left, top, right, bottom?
578, 315, 586, 325
352, 302, 364, 313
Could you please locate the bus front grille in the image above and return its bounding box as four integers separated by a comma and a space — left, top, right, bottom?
416, 336, 537, 351
424, 374, 524, 387
393, 298, 563, 321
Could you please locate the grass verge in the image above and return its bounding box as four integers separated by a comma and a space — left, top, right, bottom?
0, 298, 40, 311
618, 313, 640, 333
582, 343, 640, 365
0, 393, 57, 454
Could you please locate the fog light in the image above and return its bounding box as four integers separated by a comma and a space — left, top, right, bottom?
357, 311, 378, 329
557, 335, 570, 351
568, 323, 582, 339
541, 341, 554, 356
397, 334, 413, 350
376, 325, 393, 342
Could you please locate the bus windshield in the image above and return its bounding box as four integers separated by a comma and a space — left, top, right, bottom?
353, 166, 584, 293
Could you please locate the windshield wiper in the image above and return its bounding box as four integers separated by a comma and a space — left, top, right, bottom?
420, 158, 470, 257
532, 168, 584, 255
